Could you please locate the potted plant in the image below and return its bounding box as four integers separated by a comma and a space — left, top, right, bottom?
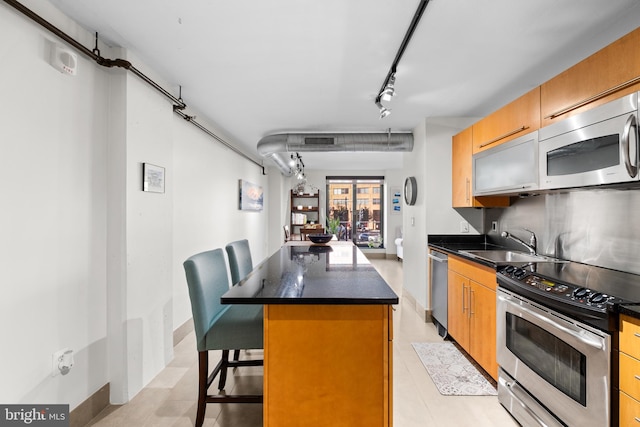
326, 216, 341, 236
368, 235, 383, 248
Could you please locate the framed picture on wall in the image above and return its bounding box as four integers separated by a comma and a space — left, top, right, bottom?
391, 187, 401, 214
142, 163, 165, 193
239, 179, 264, 211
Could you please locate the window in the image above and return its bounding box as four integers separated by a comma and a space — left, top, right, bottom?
326, 177, 384, 247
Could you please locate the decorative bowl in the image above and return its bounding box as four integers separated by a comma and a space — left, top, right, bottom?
308, 233, 333, 244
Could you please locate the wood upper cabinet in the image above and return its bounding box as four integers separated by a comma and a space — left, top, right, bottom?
541, 27, 640, 127
472, 86, 540, 154
452, 127, 509, 208
447, 255, 498, 380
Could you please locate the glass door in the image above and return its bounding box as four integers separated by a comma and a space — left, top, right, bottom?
327, 177, 384, 247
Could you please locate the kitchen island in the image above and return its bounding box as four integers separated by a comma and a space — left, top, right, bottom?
222, 241, 398, 427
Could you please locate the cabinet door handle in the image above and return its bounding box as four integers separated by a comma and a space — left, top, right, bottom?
478, 125, 528, 148
635, 417, 640, 423
635, 375, 640, 381
465, 178, 470, 203
462, 284, 467, 313
634, 332, 640, 338
545, 75, 640, 119
470, 288, 475, 316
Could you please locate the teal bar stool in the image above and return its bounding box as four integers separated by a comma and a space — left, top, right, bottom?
225, 239, 262, 361
183, 248, 263, 427
225, 239, 254, 286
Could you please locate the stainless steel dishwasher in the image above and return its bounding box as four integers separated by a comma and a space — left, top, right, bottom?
428, 249, 448, 337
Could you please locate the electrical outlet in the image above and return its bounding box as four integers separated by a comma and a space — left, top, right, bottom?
492, 221, 498, 232
52, 348, 73, 377
460, 220, 469, 233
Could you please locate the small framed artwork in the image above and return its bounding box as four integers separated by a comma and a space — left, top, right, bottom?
143, 163, 165, 193
239, 179, 264, 211
391, 187, 402, 214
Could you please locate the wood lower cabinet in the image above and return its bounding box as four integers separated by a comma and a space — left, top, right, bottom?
447, 255, 498, 380
263, 304, 392, 427
451, 127, 509, 208
467, 281, 497, 378
472, 86, 540, 154
619, 314, 640, 425
541, 27, 640, 126
447, 269, 470, 349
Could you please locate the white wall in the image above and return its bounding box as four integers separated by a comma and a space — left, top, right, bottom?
425, 118, 483, 235
0, 1, 109, 408
401, 122, 429, 311
401, 118, 483, 315
0, 0, 270, 409
172, 115, 269, 333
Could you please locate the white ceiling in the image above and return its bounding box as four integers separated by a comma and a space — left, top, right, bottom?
47, 0, 640, 171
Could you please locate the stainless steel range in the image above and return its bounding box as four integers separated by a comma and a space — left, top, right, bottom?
496, 262, 640, 427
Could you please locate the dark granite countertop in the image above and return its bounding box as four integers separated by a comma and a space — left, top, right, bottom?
619, 304, 640, 319
221, 243, 399, 305
428, 234, 508, 269
427, 234, 640, 320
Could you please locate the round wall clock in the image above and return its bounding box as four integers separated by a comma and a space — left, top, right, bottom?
404, 176, 417, 205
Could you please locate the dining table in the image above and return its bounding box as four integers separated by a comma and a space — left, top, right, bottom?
221, 240, 398, 427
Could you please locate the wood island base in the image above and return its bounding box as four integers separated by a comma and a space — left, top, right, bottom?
263, 304, 393, 427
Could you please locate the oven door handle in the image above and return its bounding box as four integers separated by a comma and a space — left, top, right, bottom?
502, 380, 552, 427
498, 294, 605, 350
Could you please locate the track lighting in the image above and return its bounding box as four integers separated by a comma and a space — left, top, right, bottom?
380, 74, 396, 102
292, 153, 305, 179
376, 101, 391, 119
373, 0, 432, 118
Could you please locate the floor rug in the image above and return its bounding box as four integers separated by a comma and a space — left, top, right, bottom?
411, 342, 497, 396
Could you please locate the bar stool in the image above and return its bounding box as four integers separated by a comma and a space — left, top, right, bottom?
225, 239, 254, 285
183, 248, 263, 427
225, 239, 261, 361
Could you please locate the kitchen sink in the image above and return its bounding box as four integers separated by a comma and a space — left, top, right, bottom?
459, 249, 566, 265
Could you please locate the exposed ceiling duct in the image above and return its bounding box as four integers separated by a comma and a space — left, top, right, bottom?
257, 132, 414, 176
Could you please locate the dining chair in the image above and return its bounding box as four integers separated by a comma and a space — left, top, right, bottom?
183, 248, 263, 427
283, 225, 292, 243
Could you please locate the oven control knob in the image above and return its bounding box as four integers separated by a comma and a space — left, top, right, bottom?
505, 266, 516, 274
573, 287, 589, 299
588, 292, 607, 304
514, 268, 527, 279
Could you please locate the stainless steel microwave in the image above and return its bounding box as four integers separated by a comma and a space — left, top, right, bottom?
538, 92, 639, 190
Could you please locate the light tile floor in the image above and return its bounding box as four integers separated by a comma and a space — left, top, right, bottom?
87, 258, 519, 426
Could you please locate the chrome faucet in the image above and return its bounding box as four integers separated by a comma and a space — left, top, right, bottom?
501, 229, 537, 255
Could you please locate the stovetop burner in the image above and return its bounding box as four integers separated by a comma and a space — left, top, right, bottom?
497, 261, 640, 332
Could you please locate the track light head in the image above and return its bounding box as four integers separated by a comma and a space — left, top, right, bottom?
380, 74, 396, 102
376, 101, 391, 119
380, 88, 394, 102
